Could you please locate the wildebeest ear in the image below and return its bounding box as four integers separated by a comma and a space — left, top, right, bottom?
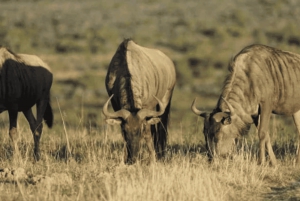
222, 116, 231, 125
146, 117, 160, 125
106, 119, 122, 125
213, 112, 226, 122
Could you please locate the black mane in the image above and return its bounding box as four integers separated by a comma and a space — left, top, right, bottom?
106, 38, 137, 111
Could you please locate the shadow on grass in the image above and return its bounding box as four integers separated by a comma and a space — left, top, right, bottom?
273, 140, 298, 159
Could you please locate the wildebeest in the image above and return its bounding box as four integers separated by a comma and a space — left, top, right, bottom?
0, 46, 53, 161
103, 39, 176, 164
191, 44, 300, 166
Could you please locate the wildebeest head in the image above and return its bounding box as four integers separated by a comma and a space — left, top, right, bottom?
191, 97, 241, 159
103, 95, 165, 164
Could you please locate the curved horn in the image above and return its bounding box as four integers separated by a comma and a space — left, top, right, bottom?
102, 94, 131, 120
221, 97, 235, 116
137, 95, 165, 120
191, 97, 207, 116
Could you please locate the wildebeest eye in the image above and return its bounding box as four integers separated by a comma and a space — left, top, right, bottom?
221, 116, 231, 125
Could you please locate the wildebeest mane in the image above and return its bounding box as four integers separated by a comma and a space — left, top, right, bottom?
107, 38, 138, 112
219, 57, 237, 104
220, 44, 259, 102
217, 46, 254, 135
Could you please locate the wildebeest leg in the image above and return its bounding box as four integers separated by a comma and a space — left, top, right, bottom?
151, 124, 160, 158
8, 109, 21, 160
8, 110, 19, 142
23, 108, 39, 160
145, 125, 156, 164
157, 101, 171, 159
23, 109, 37, 133
120, 129, 131, 164
292, 110, 300, 164
32, 100, 48, 161
258, 104, 276, 166
253, 115, 260, 127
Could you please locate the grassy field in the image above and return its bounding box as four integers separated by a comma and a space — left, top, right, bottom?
1, 0, 300, 200
0, 119, 300, 200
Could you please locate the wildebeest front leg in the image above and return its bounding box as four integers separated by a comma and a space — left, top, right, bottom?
145, 126, 156, 164
8, 110, 19, 142
157, 102, 171, 159
292, 110, 300, 164
151, 124, 161, 158
8, 109, 21, 160
258, 104, 277, 166
121, 130, 130, 164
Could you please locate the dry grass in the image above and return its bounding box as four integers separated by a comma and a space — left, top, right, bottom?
0, 115, 300, 201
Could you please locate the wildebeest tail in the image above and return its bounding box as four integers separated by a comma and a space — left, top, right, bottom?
44, 102, 53, 128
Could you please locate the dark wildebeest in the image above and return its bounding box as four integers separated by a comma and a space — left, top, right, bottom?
103, 39, 176, 164
191, 44, 300, 166
0, 46, 53, 161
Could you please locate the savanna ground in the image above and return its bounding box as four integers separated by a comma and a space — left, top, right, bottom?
1, 0, 300, 200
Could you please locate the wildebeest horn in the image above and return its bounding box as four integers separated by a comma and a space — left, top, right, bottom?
191, 98, 206, 116
102, 94, 131, 120
221, 97, 235, 116
137, 95, 165, 120
191, 98, 201, 115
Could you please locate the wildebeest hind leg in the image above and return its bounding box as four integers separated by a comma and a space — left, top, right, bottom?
292, 110, 300, 164
23, 109, 37, 134
23, 108, 40, 160
33, 100, 48, 161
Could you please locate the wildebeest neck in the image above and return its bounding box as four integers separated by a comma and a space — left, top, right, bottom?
220, 62, 256, 124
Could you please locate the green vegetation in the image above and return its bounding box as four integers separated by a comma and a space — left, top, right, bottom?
1, 0, 300, 200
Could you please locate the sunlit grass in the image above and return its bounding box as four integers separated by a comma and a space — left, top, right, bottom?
0, 115, 300, 200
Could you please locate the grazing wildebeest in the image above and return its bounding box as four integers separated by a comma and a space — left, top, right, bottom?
0, 46, 53, 161
191, 44, 300, 166
103, 39, 176, 164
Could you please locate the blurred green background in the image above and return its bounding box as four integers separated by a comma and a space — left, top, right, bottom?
0, 0, 299, 142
